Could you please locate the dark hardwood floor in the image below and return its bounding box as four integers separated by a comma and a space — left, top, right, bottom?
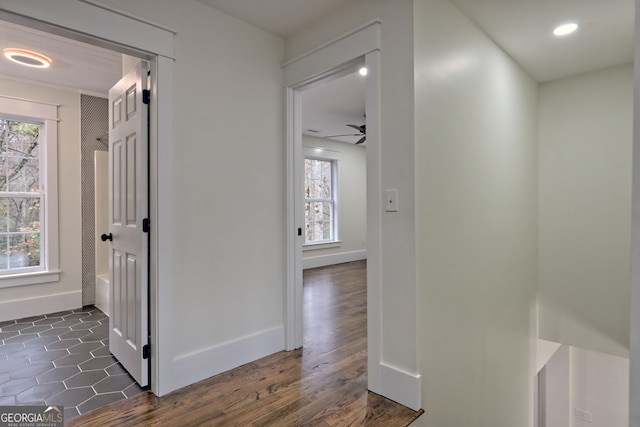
67, 260, 423, 426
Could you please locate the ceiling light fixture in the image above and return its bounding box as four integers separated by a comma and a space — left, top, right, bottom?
359, 67, 368, 76
553, 22, 579, 37
3, 48, 52, 68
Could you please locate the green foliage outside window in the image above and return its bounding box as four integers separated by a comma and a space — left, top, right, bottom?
304, 158, 334, 243
0, 119, 42, 270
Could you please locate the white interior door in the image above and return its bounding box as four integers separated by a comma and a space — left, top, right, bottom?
108, 62, 149, 386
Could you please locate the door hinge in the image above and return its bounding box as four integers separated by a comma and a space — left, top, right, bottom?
142, 89, 150, 105
142, 344, 151, 359
142, 218, 150, 233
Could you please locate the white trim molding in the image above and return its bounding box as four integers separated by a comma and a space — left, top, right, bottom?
0, 290, 81, 322
0, 95, 60, 287
171, 326, 284, 392
0, 272, 61, 289
79, 0, 177, 34
303, 241, 342, 251
0, 95, 58, 119
629, 2, 640, 423
303, 250, 367, 270
282, 20, 381, 87
379, 363, 422, 411
0, 0, 174, 59
284, 86, 303, 351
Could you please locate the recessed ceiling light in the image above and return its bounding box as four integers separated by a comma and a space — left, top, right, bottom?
359, 67, 368, 76
553, 23, 579, 37
3, 48, 52, 68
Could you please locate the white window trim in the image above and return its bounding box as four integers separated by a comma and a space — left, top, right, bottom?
303, 240, 342, 251
0, 95, 60, 288
303, 146, 340, 247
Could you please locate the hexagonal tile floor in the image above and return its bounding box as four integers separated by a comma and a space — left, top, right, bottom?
0, 306, 145, 420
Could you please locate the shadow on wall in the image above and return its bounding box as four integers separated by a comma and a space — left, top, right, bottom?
537, 296, 629, 358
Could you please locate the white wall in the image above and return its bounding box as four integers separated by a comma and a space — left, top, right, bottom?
97, 0, 286, 388
632, 1, 640, 422
94, 151, 108, 278
414, 1, 539, 426
539, 344, 629, 427
285, 0, 418, 385
0, 76, 82, 320
538, 338, 562, 373
538, 64, 633, 358
541, 345, 571, 427
302, 135, 366, 269
570, 346, 629, 427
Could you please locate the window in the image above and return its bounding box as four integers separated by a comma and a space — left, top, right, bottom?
0, 96, 59, 287
0, 119, 42, 270
304, 148, 339, 245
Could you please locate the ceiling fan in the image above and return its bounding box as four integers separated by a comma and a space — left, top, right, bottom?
324, 123, 366, 145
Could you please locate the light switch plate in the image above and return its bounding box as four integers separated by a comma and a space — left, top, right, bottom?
385, 189, 398, 212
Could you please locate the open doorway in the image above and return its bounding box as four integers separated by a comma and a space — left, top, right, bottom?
0, 18, 151, 419
299, 68, 368, 365
300, 69, 367, 270
283, 20, 388, 399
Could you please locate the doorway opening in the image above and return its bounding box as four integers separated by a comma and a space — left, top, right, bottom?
298, 67, 368, 355
0, 16, 154, 420
284, 20, 385, 397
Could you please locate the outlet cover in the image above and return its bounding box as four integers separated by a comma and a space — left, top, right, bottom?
575, 409, 592, 423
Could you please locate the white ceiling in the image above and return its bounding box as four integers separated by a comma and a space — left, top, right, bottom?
0, 20, 121, 95
0, 1, 634, 143
302, 71, 367, 144
450, 0, 635, 82
196, 0, 353, 38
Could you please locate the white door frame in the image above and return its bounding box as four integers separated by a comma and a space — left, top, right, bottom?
0, 1, 175, 396
283, 20, 384, 392
630, 6, 640, 423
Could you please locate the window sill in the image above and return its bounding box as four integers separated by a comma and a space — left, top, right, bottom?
0, 270, 61, 289
303, 241, 341, 251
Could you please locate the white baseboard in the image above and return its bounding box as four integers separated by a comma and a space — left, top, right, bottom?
95, 275, 110, 317
169, 325, 284, 393
0, 290, 82, 322
303, 249, 367, 270
379, 362, 422, 411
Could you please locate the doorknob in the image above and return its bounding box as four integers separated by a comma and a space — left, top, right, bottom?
101, 233, 113, 242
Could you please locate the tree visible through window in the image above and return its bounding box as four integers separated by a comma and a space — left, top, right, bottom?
0, 118, 42, 271
304, 157, 336, 243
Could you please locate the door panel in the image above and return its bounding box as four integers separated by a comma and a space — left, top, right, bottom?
108, 63, 149, 387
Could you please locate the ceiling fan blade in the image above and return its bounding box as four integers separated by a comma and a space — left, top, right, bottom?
356, 136, 366, 145
323, 133, 361, 138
